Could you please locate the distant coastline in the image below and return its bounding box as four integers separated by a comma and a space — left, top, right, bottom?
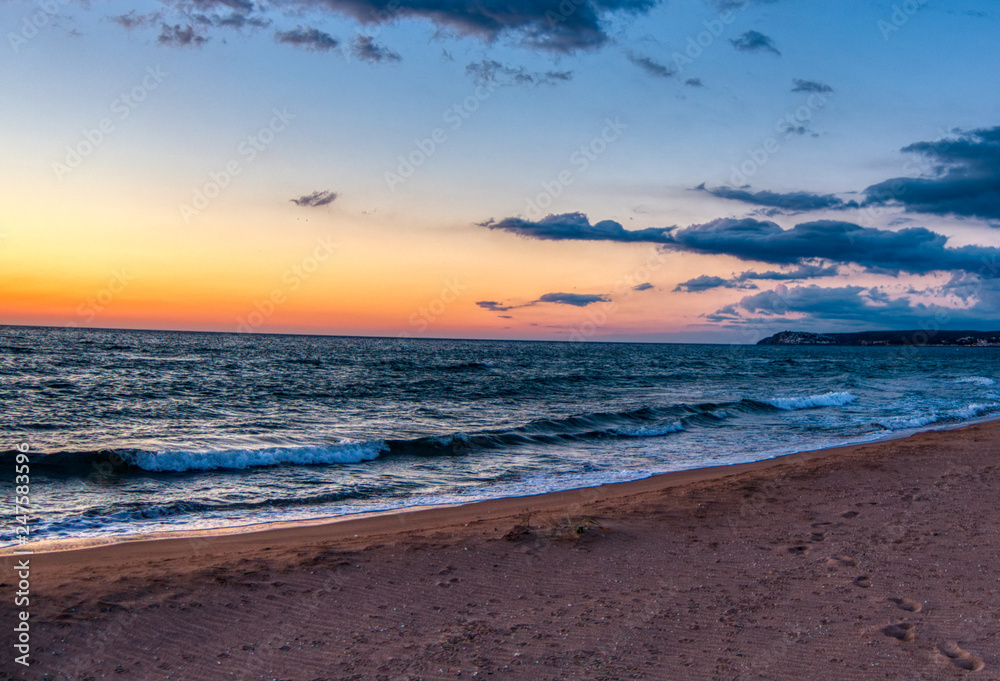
757, 330, 1000, 346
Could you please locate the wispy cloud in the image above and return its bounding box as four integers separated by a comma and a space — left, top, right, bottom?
466, 60, 572, 87
675, 264, 840, 292
111, 10, 162, 29
791, 78, 833, 93
626, 52, 674, 78
696, 184, 858, 212
350, 34, 401, 63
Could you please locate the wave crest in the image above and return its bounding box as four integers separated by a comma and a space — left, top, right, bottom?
130, 441, 388, 472
763, 392, 857, 411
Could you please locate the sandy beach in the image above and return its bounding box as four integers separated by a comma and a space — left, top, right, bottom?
3, 421, 999, 680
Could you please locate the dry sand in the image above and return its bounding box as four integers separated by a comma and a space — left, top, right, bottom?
3, 421, 1000, 680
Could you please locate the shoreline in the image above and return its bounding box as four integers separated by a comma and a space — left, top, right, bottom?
4, 419, 998, 678
5, 416, 994, 561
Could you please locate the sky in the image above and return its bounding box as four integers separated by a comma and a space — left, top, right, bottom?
2, 0, 999, 342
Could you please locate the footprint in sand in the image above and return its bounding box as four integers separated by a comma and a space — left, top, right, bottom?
938, 642, 986, 672
883, 623, 916, 642
786, 545, 811, 555
853, 575, 872, 588
828, 555, 858, 567
841, 510, 860, 519
888, 597, 922, 613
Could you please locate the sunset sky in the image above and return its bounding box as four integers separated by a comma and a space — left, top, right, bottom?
3, 0, 1000, 342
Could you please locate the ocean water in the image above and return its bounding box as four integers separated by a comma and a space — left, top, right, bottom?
2, 325, 999, 545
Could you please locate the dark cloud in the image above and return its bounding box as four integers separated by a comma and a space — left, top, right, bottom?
480, 212, 673, 243
480, 212, 1000, 280
477, 300, 513, 311
350, 34, 400, 62
158, 24, 208, 47
675, 263, 839, 293
697, 184, 858, 212
290, 190, 338, 207
707, 282, 1000, 329
666, 219, 1000, 277
626, 52, 674, 79
477, 291, 610, 312
466, 60, 572, 87
536, 292, 609, 306
729, 30, 780, 55
289, 0, 659, 53
684, 77, 704, 87
275, 25, 339, 51
734, 263, 841, 281
104, 0, 658, 53
674, 275, 742, 293
632, 282, 654, 291
863, 126, 1000, 221
791, 78, 833, 93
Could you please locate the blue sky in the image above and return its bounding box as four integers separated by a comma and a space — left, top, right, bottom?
2, 0, 999, 341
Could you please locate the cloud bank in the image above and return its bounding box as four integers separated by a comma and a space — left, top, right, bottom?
480, 212, 1000, 279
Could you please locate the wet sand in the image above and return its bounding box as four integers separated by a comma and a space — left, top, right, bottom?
2, 421, 999, 680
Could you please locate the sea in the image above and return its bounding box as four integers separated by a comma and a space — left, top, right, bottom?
2, 325, 999, 546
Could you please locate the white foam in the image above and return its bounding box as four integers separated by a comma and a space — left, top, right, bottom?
875, 414, 941, 431
765, 391, 857, 411
876, 402, 999, 431
614, 421, 685, 437
131, 441, 388, 472
951, 402, 997, 420
955, 377, 996, 387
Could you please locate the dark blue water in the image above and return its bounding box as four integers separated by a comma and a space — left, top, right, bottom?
2, 326, 998, 543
